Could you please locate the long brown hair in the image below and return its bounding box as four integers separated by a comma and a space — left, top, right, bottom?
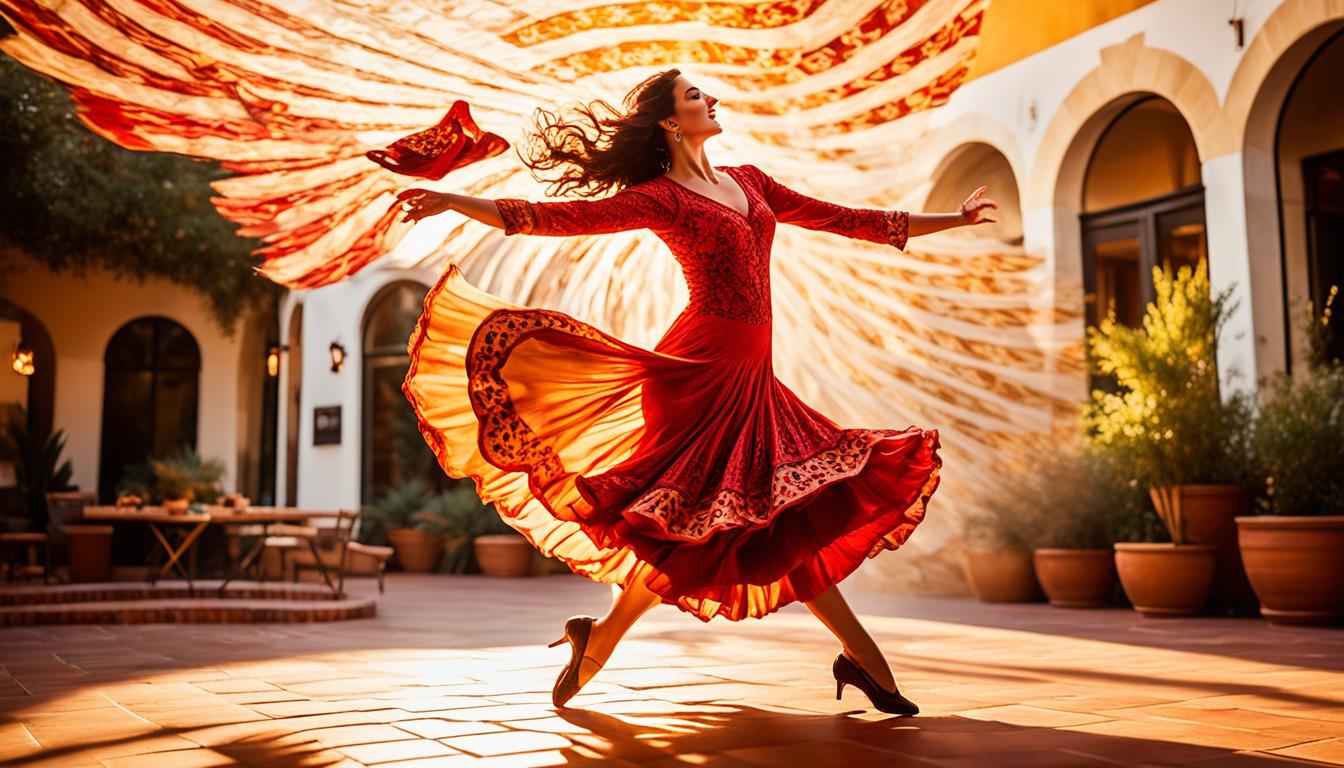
519, 68, 681, 198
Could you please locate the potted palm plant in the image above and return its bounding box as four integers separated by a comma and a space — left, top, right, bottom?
453, 486, 532, 578
1085, 259, 1255, 617
410, 483, 506, 574
2, 411, 75, 532
1239, 288, 1344, 625
360, 480, 443, 572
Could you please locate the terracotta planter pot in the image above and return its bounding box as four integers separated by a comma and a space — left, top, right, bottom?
385, 528, 443, 573
1114, 543, 1218, 617
1167, 485, 1258, 615
961, 547, 1041, 603
473, 535, 533, 577
1236, 516, 1344, 625
1032, 549, 1116, 608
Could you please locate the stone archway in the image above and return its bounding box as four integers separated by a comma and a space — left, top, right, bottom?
1026, 34, 1245, 392
1224, 1, 1344, 373
926, 141, 1024, 245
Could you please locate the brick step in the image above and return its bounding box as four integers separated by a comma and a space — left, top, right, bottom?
0, 580, 345, 606
0, 595, 376, 625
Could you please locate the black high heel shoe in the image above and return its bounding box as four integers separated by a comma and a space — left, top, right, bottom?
547, 616, 597, 708
833, 653, 919, 716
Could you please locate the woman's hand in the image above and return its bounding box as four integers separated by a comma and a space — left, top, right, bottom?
960, 186, 999, 226
395, 187, 453, 224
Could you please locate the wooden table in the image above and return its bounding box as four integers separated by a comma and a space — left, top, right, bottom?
203, 508, 349, 595
82, 507, 212, 592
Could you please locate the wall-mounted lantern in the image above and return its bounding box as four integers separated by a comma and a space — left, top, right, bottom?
265, 345, 285, 377
329, 341, 347, 373
10, 345, 34, 377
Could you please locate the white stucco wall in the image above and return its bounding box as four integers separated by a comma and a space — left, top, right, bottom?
0, 253, 252, 496
280, 265, 437, 512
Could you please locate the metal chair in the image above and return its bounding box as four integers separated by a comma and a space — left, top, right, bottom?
266, 510, 360, 596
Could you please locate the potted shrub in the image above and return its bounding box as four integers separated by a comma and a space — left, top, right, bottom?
1239, 290, 1344, 625
122, 448, 225, 514
1030, 446, 1147, 609
1085, 260, 1253, 617
425, 483, 533, 578
360, 480, 443, 572
410, 483, 494, 574
961, 486, 1042, 603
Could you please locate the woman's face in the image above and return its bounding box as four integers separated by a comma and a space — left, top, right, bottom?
663, 76, 721, 141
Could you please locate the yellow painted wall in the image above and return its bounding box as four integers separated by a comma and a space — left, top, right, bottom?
968, 0, 1161, 80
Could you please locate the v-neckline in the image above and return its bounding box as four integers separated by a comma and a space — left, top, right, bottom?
660, 167, 752, 221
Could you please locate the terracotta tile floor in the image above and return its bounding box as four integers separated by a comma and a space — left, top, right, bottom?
1, 573, 1342, 767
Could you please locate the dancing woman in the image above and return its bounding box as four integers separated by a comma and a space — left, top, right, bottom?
397, 69, 997, 715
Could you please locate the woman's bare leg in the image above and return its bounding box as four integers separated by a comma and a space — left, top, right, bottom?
804, 584, 899, 692
576, 565, 663, 687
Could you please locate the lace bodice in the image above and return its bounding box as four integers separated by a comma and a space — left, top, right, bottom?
495, 164, 909, 324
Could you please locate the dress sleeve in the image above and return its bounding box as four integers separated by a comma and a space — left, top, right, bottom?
740, 164, 909, 250
494, 185, 673, 237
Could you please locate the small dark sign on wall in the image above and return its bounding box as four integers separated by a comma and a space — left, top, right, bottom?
314, 406, 341, 445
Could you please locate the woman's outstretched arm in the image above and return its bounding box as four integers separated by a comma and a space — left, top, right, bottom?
395, 185, 673, 236
397, 189, 504, 228
741, 164, 997, 250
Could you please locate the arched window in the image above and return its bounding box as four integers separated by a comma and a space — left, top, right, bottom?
99, 317, 201, 501
1080, 97, 1206, 329
361, 281, 443, 503
1278, 29, 1344, 366
0, 301, 56, 441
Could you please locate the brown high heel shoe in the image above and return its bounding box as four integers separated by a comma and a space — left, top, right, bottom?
547, 616, 598, 707
833, 652, 919, 716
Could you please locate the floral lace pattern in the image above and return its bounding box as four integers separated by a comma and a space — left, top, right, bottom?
622, 428, 923, 541
493, 165, 909, 325
465, 307, 628, 487
884, 209, 910, 250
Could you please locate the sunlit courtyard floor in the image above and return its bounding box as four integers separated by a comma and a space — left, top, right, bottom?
1, 573, 1342, 767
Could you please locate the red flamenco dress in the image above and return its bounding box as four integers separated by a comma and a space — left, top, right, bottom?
404, 163, 941, 622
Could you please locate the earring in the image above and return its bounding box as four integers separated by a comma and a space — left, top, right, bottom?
674, 131, 682, 143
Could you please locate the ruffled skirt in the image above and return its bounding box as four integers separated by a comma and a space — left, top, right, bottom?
403, 265, 941, 622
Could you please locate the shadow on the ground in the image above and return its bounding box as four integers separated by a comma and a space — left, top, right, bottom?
0, 700, 1325, 767
850, 593, 1344, 674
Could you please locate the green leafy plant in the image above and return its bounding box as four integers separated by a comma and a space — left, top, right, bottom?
358, 479, 517, 573
963, 475, 1037, 550
1303, 284, 1338, 367
118, 447, 225, 503
1083, 259, 1254, 543
1252, 288, 1344, 517
969, 439, 1154, 550
357, 479, 436, 546
1040, 448, 1160, 547
0, 55, 278, 331
1, 410, 76, 531
415, 485, 516, 574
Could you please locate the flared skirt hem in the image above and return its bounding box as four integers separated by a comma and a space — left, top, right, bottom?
403, 264, 942, 622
